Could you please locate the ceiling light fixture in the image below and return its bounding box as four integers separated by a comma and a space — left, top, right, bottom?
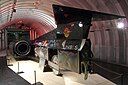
117, 22, 124, 29
78, 22, 83, 27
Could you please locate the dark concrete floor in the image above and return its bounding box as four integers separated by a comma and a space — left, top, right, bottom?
0, 50, 31, 85
93, 60, 128, 85
0, 67, 31, 85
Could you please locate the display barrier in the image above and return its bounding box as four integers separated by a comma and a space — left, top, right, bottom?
92, 62, 123, 85
0, 51, 7, 69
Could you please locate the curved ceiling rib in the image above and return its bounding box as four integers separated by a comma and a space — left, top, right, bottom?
0, 0, 126, 34
0, 0, 57, 35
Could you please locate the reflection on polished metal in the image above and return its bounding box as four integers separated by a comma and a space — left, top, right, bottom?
35, 5, 124, 79
34, 46, 46, 71
52, 55, 60, 75
33, 5, 125, 80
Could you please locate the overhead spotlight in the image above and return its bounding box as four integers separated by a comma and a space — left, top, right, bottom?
18, 20, 23, 24
13, 8, 16, 12
38, 42, 42, 46
57, 31, 61, 34
78, 22, 83, 27
59, 7, 63, 11
71, 23, 74, 27
117, 22, 124, 29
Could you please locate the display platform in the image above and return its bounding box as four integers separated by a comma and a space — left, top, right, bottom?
63, 72, 116, 85
8, 60, 116, 85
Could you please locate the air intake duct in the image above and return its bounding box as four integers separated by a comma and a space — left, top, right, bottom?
13, 40, 31, 57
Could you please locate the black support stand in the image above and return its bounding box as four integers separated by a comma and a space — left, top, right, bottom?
17, 62, 24, 74
32, 70, 44, 85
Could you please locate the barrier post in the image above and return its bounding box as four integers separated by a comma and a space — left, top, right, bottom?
34, 70, 36, 85
17, 62, 24, 74
121, 74, 124, 85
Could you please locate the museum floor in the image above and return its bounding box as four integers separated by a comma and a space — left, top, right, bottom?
6, 54, 116, 85
1, 50, 127, 85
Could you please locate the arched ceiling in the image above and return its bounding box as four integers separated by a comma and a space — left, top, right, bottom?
0, 0, 127, 36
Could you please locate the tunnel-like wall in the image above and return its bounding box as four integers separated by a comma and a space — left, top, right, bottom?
0, 0, 128, 66
0, 29, 7, 51
90, 24, 128, 66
